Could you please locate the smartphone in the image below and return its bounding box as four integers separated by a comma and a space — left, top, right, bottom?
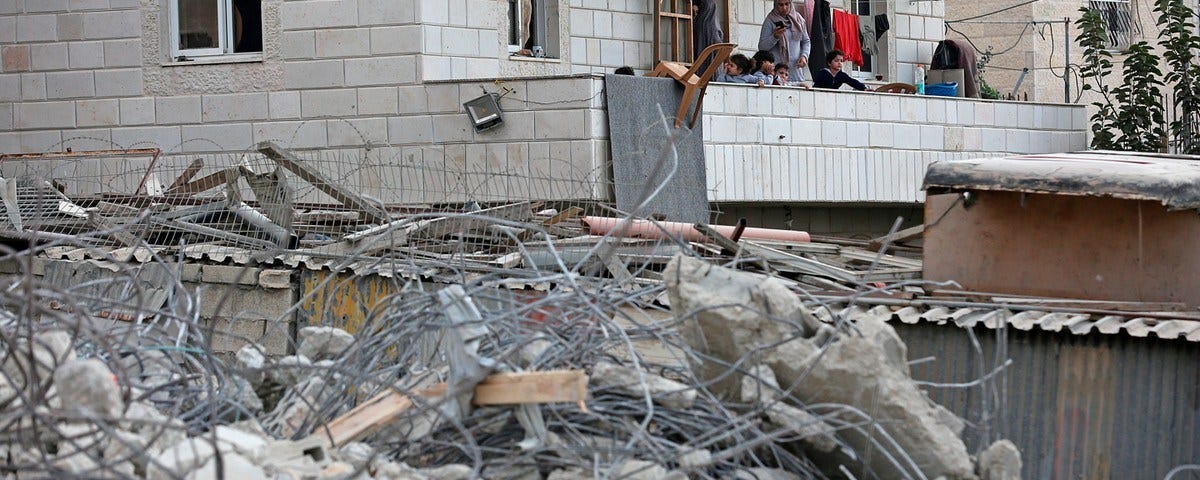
774, 21, 786, 28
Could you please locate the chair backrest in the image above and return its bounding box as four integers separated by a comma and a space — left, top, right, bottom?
877, 82, 917, 94
687, 43, 737, 83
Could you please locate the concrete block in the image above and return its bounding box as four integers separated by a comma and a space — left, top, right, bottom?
1017, 104, 1035, 127
283, 60, 345, 89
441, 27, 480, 56
791, 118, 822, 145
430, 113, 474, 143
110, 126, 182, 151
962, 127, 981, 151
868, 122, 893, 148
258, 269, 292, 289
821, 120, 847, 145
359, 0, 416, 24
82, 10, 140, 40
15, 101, 75, 129
301, 88, 358, 118
58, 13, 84, 40
118, 97, 154, 125
387, 115, 434, 143
944, 126, 964, 151
155, 95, 202, 124
2, 46, 30, 73
61, 128, 112, 151
94, 69, 142, 97
315, 29, 371, 58
370, 26, 422, 55
346, 55, 417, 86
21, 73, 47, 101
420, 0, 450, 24
980, 127, 1006, 152
994, 102, 1018, 127
919, 125, 943, 150
280, 31, 315, 59
327, 117, 388, 146
26, 0, 69, 12
599, 39, 622, 66
103, 39, 142, 67
763, 117, 790, 144
926, 98, 946, 124
956, 100, 974, 126
423, 25, 443, 55
879, 94, 900, 121
397, 85, 428, 114
855, 94, 881, 121
280, 0, 358, 29
0, 17, 14, 43
0, 104, 9, 131
974, 101, 994, 126
464, 58, 499, 79
356, 87, 399, 115
900, 97, 926, 122
68, 41, 104, 69
17, 14, 57, 42
572, 9, 594, 36
0, 131, 63, 154
534, 110, 588, 140
201, 265, 260, 286
202, 92, 269, 122
1005, 129, 1030, 153
70, 0, 110, 10
180, 123, 254, 153
30, 43, 69, 71
746, 88, 772, 116
945, 99, 958, 123
269, 91, 302, 119
423, 83, 461, 113
253, 120, 328, 149
0, 75, 17, 102
1071, 108, 1085, 130
593, 10, 613, 37
76, 98, 119, 126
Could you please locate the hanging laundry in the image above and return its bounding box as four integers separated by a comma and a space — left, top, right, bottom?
874, 14, 889, 41
860, 15, 877, 56
808, 0, 834, 81
801, 0, 815, 35
832, 9, 863, 65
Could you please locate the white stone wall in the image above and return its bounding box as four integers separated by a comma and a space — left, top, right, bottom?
701, 83, 1087, 203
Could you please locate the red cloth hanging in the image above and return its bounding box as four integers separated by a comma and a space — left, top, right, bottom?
831, 9, 863, 65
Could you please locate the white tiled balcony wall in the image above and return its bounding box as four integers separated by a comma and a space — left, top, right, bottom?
701, 84, 1087, 203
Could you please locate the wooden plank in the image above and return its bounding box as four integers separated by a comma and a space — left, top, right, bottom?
257, 141, 391, 225
542, 206, 584, 226
694, 223, 740, 256
839, 248, 923, 270
168, 158, 205, 191
411, 202, 533, 240
312, 370, 588, 448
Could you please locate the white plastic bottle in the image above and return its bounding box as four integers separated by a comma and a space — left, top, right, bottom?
915, 64, 926, 95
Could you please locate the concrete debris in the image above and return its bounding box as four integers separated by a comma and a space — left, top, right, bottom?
666, 255, 977, 480
978, 439, 1022, 480
298, 326, 356, 361
732, 467, 804, 480
613, 459, 669, 479
591, 360, 696, 409
53, 359, 123, 418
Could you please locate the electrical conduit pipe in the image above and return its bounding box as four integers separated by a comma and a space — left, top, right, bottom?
581, 216, 810, 243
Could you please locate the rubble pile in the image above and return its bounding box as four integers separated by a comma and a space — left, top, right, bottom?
0, 242, 1019, 479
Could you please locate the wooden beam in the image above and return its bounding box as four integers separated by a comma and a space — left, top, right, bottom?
311, 370, 588, 448
256, 142, 391, 225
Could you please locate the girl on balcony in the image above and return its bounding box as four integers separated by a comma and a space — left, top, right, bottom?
813, 50, 871, 91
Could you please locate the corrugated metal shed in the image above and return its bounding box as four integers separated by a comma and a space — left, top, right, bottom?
821, 304, 1200, 480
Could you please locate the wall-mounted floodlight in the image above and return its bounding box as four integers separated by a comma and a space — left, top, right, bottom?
463, 93, 504, 132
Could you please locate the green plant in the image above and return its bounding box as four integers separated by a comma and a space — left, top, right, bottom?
1111, 41, 1165, 151
1076, 7, 1120, 149
1155, 0, 1200, 153
979, 79, 1000, 100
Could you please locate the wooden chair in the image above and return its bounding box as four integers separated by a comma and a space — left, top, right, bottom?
876, 82, 917, 94
645, 43, 736, 128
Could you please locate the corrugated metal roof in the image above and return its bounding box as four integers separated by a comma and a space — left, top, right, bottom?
923, 151, 1200, 209
813, 303, 1200, 342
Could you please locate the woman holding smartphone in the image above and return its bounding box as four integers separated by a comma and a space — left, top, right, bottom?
758, 0, 811, 82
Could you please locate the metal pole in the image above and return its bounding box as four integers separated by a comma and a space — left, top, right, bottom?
1064, 17, 1071, 103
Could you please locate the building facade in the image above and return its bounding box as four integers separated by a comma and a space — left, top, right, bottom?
0, 0, 1085, 233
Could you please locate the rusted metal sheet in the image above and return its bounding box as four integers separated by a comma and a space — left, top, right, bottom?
897, 322, 1200, 480
298, 270, 403, 334
924, 191, 1200, 306
923, 152, 1200, 209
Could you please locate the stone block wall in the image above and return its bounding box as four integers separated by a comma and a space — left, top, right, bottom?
701, 83, 1087, 203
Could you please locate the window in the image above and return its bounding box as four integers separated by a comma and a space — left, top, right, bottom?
170, 0, 262, 59
849, 0, 880, 79
508, 0, 559, 58
1089, 0, 1136, 51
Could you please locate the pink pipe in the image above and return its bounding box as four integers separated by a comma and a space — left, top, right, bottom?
581, 216, 811, 243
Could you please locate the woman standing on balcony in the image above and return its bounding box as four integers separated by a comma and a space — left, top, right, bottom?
758, 0, 811, 82
691, 0, 723, 61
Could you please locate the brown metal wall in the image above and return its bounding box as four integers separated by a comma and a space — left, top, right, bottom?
897, 323, 1200, 480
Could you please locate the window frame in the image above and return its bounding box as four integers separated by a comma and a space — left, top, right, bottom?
508, 0, 560, 58
169, 0, 254, 59
848, 0, 878, 80
1088, 0, 1136, 52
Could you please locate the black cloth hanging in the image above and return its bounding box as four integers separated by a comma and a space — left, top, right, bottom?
808, 0, 834, 81
874, 13, 889, 41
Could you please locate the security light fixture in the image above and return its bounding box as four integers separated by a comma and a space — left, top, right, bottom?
463, 93, 504, 132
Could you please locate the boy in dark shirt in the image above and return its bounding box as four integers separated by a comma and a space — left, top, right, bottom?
813, 49, 871, 91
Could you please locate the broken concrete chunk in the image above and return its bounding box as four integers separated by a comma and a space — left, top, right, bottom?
851, 308, 911, 376
3, 330, 75, 390
733, 467, 803, 480
266, 355, 313, 386
236, 343, 268, 386
337, 442, 375, 471
415, 464, 472, 479
547, 467, 591, 480
676, 447, 712, 469
53, 359, 123, 418
187, 451, 266, 480
614, 459, 669, 480
591, 361, 695, 409
297, 326, 355, 361
103, 429, 149, 477
763, 402, 840, 454
739, 364, 781, 403
978, 439, 1022, 480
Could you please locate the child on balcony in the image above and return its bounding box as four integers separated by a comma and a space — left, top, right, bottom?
813, 50, 870, 91
715, 53, 761, 84
751, 50, 776, 85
